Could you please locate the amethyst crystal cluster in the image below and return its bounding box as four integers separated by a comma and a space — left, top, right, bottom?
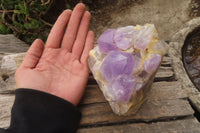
88, 24, 168, 115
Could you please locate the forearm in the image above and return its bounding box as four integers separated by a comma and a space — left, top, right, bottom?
0, 89, 81, 133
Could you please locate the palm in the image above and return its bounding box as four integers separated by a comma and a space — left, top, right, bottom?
15, 4, 94, 105
36, 48, 89, 90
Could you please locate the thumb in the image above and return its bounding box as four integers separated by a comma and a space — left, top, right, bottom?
21, 39, 44, 69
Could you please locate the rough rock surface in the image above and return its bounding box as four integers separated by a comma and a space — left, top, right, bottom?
0, 34, 28, 93
169, 17, 200, 112
0, 53, 25, 93
169, 17, 200, 95
0, 34, 29, 53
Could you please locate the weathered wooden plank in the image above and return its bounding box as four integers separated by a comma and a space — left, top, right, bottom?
0, 86, 191, 128
88, 66, 174, 85
147, 81, 187, 100
88, 56, 171, 75
79, 99, 194, 126
0, 94, 14, 128
81, 85, 104, 104
161, 56, 172, 66
0, 65, 174, 94
78, 117, 200, 133
189, 93, 200, 112
0, 34, 29, 53
155, 66, 173, 78
81, 81, 187, 104
0, 49, 173, 94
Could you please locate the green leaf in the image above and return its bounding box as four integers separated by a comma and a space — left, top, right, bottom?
15, 4, 21, 10
14, 10, 24, 14
13, 21, 24, 30
18, 3, 25, 11
0, 17, 3, 22
66, 4, 71, 9
24, 19, 40, 29
17, 14, 24, 22
15, 2, 29, 16
23, 1, 29, 16
3, 0, 18, 10
1, 0, 50, 43
0, 24, 12, 34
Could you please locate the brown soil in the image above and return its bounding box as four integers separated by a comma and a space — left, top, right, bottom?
43, 0, 135, 25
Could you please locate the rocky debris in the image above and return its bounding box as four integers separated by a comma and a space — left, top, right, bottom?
0, 53, 25, 93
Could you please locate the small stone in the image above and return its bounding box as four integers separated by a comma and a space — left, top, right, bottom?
0, 53, 25, 92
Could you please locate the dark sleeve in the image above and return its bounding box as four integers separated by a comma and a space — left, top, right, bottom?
0, 88, 81, 133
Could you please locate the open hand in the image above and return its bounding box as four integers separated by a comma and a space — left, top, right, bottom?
15, 3, 94, 105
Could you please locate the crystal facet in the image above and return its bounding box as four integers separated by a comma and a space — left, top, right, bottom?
106, 75, 136, 102
88, 24, 168, 115
100, 51, 134, 81
114, 26, 137, 50
98, 29, 119, 53
144, 54, 162, 73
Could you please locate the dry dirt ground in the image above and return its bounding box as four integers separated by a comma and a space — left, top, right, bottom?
91, 0, 197, 41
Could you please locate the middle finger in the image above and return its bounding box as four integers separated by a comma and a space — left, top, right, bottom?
61, 3, 85, 51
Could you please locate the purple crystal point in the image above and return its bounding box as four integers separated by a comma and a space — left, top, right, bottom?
107, 75, 136, 102
98, 29, 118, 54
144, 54, 161, 73
100, 51, 135, 81
134, 25, 154, 50
114, 26, 137, 50
132, 52, 142, 74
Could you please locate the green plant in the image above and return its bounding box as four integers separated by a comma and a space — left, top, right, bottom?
0, 0, 53, 44
0, 23, 11, 33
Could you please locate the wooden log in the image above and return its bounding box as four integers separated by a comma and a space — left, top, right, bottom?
81, 81, 187, 104
0, 65, 174, 94
0, 34, 29, 53
79, 99, 194, 126
87, 66, 174, 85
78, 117, 200, 133
0, 83, 191, 128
